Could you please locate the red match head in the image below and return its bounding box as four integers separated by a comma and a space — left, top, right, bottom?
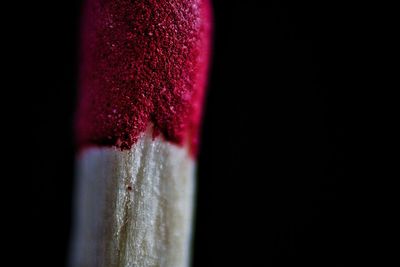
76, 0, 212, 156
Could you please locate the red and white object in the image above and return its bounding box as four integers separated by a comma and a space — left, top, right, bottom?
69, 0, 212, 266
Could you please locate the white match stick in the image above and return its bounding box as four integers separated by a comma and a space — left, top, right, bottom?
70, 130, 195, 266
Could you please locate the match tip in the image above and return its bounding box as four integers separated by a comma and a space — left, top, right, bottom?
76, 0, 212, 156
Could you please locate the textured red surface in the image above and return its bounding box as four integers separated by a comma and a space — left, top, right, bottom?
76, 0, 212, 155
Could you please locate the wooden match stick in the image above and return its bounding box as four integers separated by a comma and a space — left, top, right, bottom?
69, 0, 212, 266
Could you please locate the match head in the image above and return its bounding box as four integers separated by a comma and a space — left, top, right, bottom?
76, 0, 212, 155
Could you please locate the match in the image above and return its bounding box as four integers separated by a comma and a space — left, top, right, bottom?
69, 0, 212, 266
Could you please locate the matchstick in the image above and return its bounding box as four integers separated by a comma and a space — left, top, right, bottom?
69, 0, 212, 266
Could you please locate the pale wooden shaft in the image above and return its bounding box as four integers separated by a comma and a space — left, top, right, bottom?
69, 132, 195, 267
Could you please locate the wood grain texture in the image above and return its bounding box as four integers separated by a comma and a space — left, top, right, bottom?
69, 130, 195, 267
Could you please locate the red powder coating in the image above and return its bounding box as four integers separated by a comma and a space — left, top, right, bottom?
76, 0, 212, 156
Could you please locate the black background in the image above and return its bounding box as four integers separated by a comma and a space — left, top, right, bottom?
6, 0, 352, 266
